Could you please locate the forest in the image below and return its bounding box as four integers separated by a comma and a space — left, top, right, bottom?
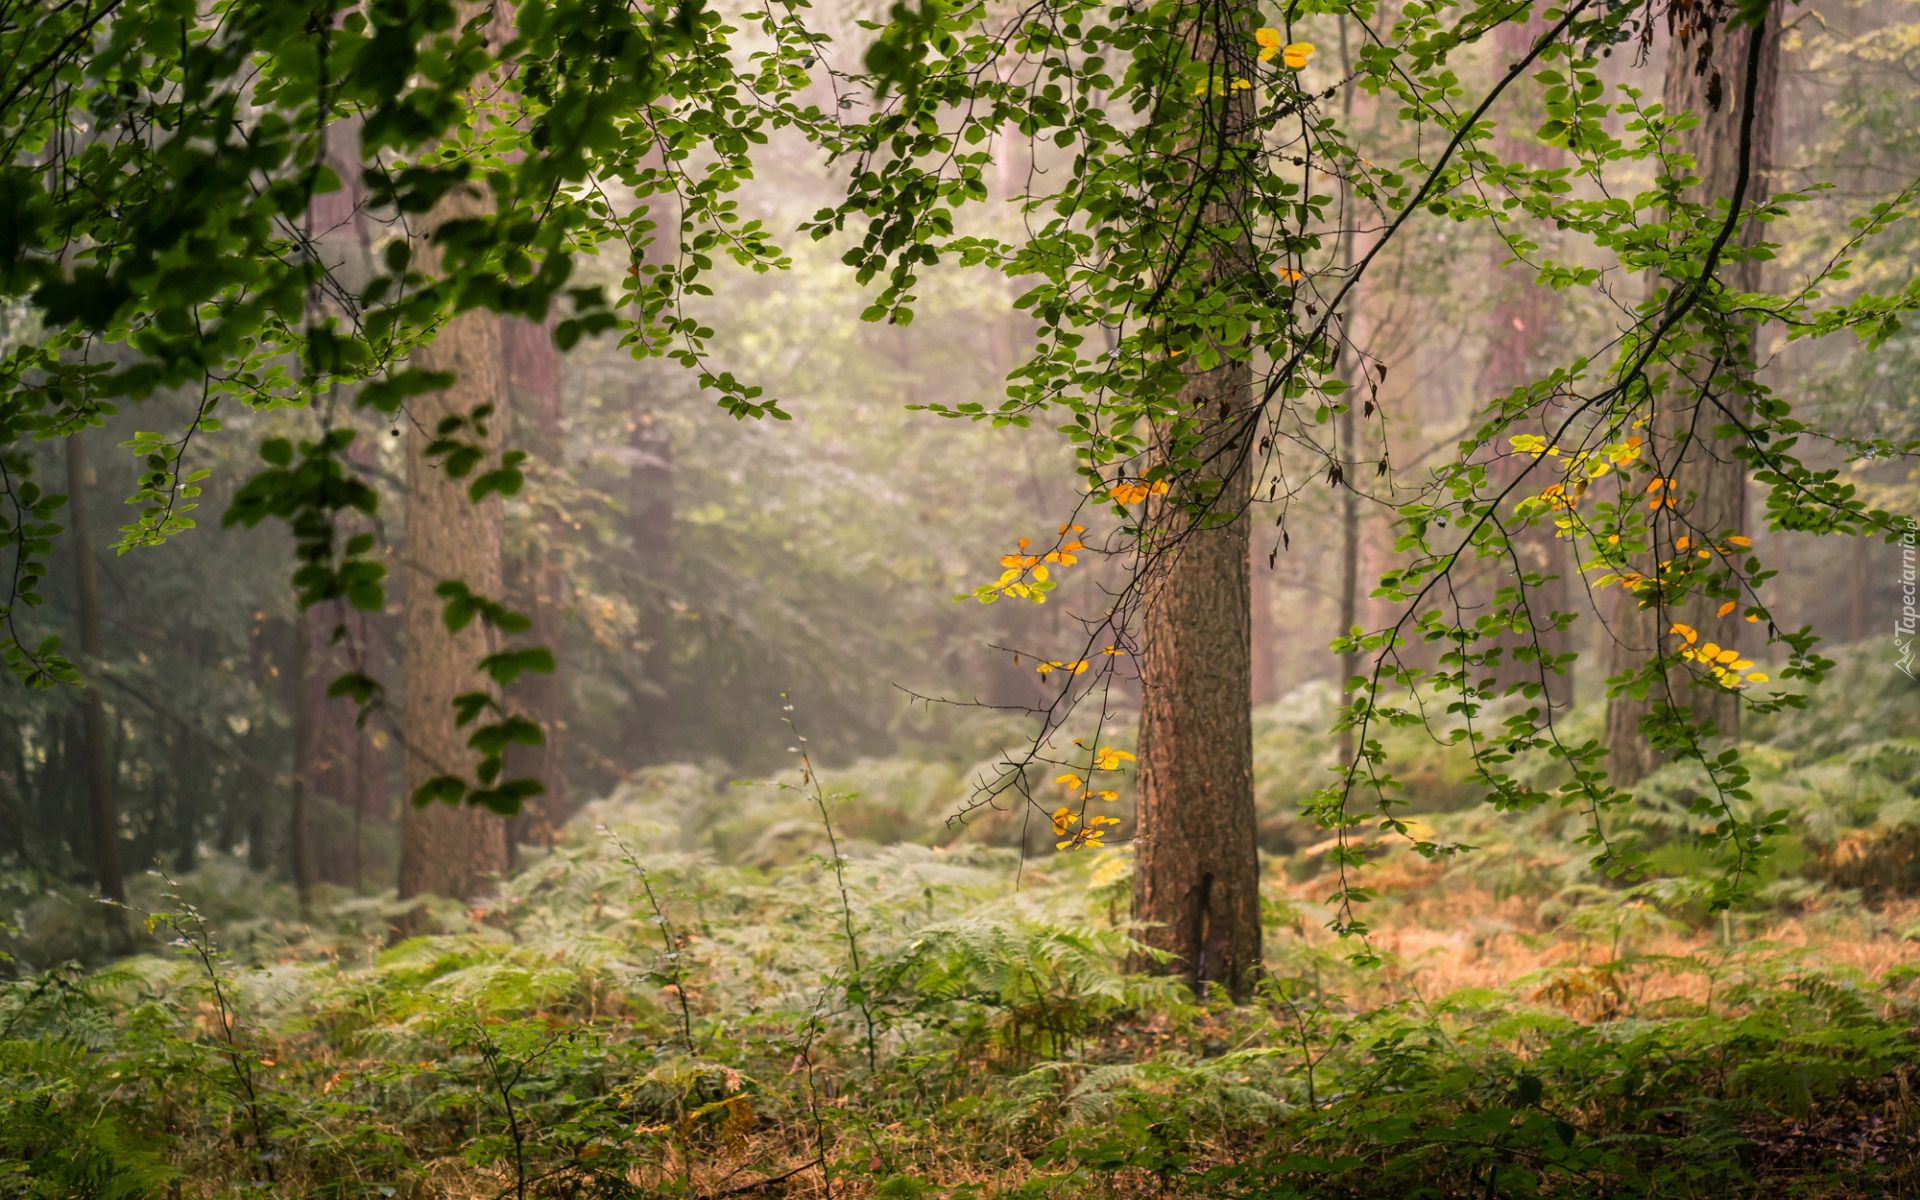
2, 0, 1920, 1193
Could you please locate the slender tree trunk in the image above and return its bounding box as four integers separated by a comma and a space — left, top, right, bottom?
1336, 405, 1361, 765
1484, 15, 1573, 710
290, 603, 314, 915
1129, 27, 1261, 998
351, 725, 368, 891
500, 316, 568, 846
1250, 555, 1277, 706
1334, 17, 1363, 767
1605, 3, 1779, 786
396, 184, 511, 909
625, 388, 674, 766
66, 432, 128, 949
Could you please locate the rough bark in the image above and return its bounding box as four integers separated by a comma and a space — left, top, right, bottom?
1605, 3, 1779, 786
66, 431, 127, 948
396, 186, 511, 907
1131, 370, 1260, 995
1128, 30, 1261, 998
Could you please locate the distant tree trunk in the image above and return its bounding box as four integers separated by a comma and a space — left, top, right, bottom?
625, 387, 674, 767
1484, 15, 1573, 710
66, 431, 127, 949
1848, 533, 1871, 643
172, 729, 198, 873
1336, 399, 1361, 766
1605, 4, 1779, 786
396, 188, 511, 909
351, 726, 369, 891
289, 603, 315, 915
1129, 24, 1261, 998
501, 316, 569, 845
1250, 555, 1277, 706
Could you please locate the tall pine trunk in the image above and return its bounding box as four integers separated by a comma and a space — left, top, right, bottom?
396, 187, 511, 908
1129, 23, 1261, 997
1605, 3, 1779, 785
66, 431, 127, 949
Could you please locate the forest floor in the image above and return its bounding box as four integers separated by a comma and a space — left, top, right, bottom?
8, 663, 1920, 1197
8, 810, 1919, 1200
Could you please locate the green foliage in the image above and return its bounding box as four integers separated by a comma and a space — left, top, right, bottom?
0, 831, 1913, 1197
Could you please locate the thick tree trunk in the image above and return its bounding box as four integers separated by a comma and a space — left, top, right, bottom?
396, 188, 511, 908
1605, 3, 1778, 786
501, 316, 569, 844
1131, 369, 1260, 996
66, 431, 128, 949
1129, 29, 1261, 997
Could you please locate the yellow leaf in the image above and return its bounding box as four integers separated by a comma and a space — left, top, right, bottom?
1717, 601, 1737, 617
1715, 648, 1739, 665
1278, 267, 1302, 282
1055, 774, 1082, 790
1745, 671, 1769, 683
1033, 564, 1050, 582
1095, 790, 1118, 802
1255, 26, 1283, 47
1670, 623, 1698, 644
1726, 536, 1752, 547
1730, 659, 1754, 670
1282, 41, 1314, 68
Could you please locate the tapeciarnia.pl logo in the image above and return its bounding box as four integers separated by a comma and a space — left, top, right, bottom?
1898, 516, 1918, 680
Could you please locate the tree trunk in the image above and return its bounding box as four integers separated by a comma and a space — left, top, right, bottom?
1605, 3, 1779, 786
1131, 376, 1260, 996
289, 602, 314, 915
625, 387, 674, 767
1484, 15, 1574, 711
1250, 556, 1277, 706
1336, 403, 1361, 765
501, 315, 569, 844
66, 431, 128, 949
1129, 27, 1261, 998
396, 186, 511, 908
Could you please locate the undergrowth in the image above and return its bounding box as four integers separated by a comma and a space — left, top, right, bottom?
3, 648, 1919, 1199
